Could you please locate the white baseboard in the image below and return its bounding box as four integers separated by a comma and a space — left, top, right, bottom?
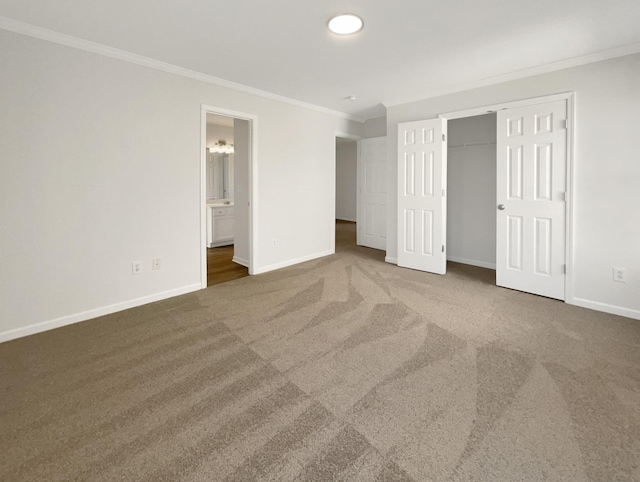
447, 256, 496, 270
232, 256, 249, 268
385, 256, 495, 270
567, 297, 640, 321
253, 249, 334, 275
0, 283, 202, 344
209, 240, 233, 248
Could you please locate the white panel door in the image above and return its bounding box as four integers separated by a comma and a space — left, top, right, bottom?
357, 136, 387, 250
496, 100, 567, 299
397, 119, 447, 274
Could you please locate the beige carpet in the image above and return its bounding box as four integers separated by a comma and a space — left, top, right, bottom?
2, 222, 640, 481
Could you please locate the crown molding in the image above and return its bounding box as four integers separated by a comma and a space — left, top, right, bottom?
385, 40, 640, 109
0, 15, 365, 123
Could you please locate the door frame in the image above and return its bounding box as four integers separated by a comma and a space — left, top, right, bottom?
438, 91, 575, 301
201, 104, 258, 288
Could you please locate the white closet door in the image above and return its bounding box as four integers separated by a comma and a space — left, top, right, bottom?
397, 118, 447, 274
357, 137, 387, 250
496, 100, 567, 300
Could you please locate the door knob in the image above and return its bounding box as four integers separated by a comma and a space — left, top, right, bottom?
498, 204, 505, 210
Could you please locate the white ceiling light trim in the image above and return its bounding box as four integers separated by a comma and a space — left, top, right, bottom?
328, 14, 363, 35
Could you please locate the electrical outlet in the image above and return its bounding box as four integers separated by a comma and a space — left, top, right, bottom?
272, 239, 277, 248
132, 261, 143, 275
613, 267, 626, 283
152, 258, 161, 270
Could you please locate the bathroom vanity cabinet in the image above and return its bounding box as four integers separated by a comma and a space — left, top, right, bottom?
207, 204, 234, 247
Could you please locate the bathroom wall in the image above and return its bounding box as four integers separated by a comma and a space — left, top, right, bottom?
206, 122, 234, 150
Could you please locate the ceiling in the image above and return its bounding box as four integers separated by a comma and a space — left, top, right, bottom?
2, 0, 640, 121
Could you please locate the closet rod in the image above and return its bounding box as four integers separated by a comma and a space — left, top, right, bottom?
447, 141, 497, 149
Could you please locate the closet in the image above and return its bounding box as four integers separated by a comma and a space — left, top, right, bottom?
398, 96, 569, 299
446, 113, 497, 270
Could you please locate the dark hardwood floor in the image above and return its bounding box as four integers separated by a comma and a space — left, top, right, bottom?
206, 245, 249, 287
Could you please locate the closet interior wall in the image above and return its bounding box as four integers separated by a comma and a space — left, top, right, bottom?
447, 113, 497, 269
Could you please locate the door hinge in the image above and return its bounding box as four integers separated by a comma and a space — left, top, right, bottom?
442, 133, 446, 141
560, 191, 566, 201
563, 264, 567, 274
442, 189, 446, 197
442, 245, 445, 253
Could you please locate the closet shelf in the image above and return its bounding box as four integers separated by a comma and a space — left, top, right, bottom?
448, 141, 497, 149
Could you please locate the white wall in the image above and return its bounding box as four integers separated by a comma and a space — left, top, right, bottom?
386, 53, 640, 319
335, 140, 357, 222
363, 115, 387, 138
0, 29, 362, 341
447, 114, 496, 269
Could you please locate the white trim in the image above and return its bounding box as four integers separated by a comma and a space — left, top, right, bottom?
568, 297, 640, 321
252, 249, 334, 275
447, 256, 496, 270
335, 131, 362, 141
386, 41, 640, 109
564, 93, 576, 303
4, 15, 639, 125
385, 256, 398, 264
355, 139, 361, 247
249, 118, 259, 276
439, 92, 574, 120
439, 92, 575, 303
200, 110, 208, 289
201, 105, 258, 287
0, 15, 364, 123
232, 256, 250, 268
0, 284, 201, 344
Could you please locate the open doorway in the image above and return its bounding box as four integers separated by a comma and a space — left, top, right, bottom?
334, 133, 386, 262
204, 114, 248, 286
201, 106, 256, 288
335, 136, 358, 253
445, 113, 497, 284
446, 113, 497, 271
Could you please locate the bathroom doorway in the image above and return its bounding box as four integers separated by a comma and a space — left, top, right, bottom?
201, 106, 256, 287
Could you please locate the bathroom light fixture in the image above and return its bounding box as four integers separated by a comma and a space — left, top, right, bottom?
328, 14, 363, 35
210, 140, 234, 154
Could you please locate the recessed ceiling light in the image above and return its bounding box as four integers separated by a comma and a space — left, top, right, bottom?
328, 14, 364, 35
